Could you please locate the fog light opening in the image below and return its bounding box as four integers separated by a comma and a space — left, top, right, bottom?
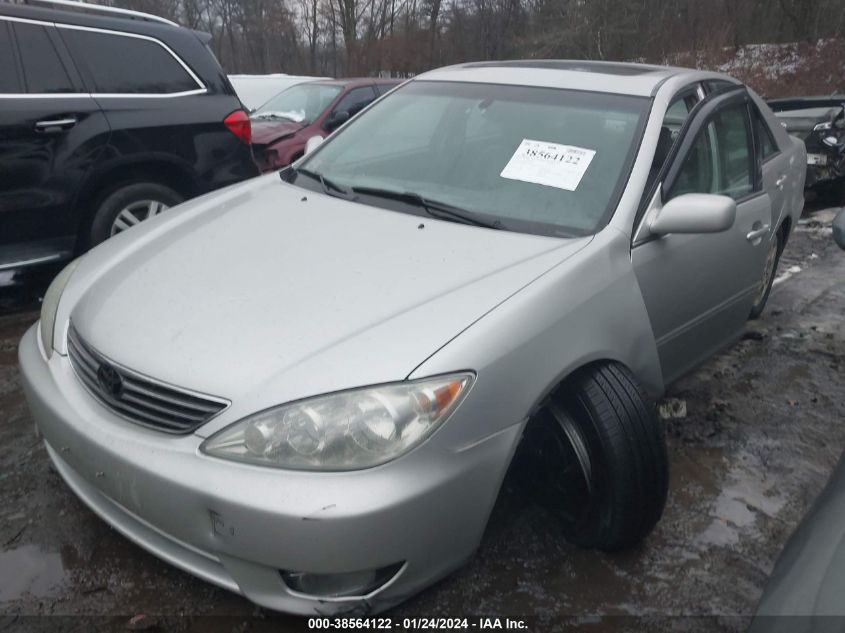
281, 562, 403, 598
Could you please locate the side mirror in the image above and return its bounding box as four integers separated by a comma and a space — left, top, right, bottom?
650, 193, 737, 235
304, 135, 324, 156
325, 110, 350, 131
834, 209, 845, 250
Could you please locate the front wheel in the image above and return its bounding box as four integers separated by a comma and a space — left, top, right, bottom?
748, 228, 783, 320
88, 183, 183, 247
516, 362, 669, 551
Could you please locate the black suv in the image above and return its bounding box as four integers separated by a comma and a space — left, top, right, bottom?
0, 0, 258, 272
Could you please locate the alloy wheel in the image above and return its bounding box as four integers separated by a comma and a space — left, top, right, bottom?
110, 200, 170, 236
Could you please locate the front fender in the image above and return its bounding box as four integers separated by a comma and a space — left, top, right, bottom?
411, 226, 663, 453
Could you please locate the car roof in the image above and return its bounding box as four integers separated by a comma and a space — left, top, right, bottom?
416, 60, 695, 97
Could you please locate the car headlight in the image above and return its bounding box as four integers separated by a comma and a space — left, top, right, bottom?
39, 258, 82, 359
814, 121, 833, 132
201, 373, 474, 471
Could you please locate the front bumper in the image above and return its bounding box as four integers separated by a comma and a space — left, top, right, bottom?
19, 324, 519, 615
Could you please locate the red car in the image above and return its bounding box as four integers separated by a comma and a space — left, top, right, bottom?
250, 78, 401, 171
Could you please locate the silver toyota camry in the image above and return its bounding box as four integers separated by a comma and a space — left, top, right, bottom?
19, 61, 805, 615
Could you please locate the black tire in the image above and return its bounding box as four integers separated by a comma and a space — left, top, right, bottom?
748, 227, 784, 320
517, 362, 668, 551
88, 183, 183, 247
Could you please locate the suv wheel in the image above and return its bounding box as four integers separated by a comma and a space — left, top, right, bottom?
89, 183, 183, 246
516, 362, 668, 551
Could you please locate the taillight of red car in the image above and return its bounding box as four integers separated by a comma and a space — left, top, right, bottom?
224, 110, 252, 145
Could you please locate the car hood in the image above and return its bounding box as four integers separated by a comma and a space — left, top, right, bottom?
249, 119, 304, 146
68, 175, 588, 406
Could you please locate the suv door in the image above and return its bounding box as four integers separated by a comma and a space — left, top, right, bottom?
632, 88, 772, 384
0, 19, 108, 267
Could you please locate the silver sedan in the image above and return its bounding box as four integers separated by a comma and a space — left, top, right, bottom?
19, 61, 805, 615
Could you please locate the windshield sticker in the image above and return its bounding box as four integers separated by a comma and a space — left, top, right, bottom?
500, 139, 596, 191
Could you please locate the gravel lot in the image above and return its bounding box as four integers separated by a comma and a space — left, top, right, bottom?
1, 206, 843, 633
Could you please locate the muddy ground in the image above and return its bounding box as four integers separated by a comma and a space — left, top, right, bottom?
0, 208, 843, 633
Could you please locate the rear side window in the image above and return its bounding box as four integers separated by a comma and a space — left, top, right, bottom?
62, 29, 201, 94
752, 107, 779, 160
0, 22, 22, 93
13, 23, 74, 93
714, 106, 754, 198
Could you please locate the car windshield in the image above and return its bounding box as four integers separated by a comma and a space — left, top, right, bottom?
300, 81, 650, 237
253, 83, 342, 124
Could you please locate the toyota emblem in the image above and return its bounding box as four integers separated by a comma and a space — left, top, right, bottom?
97, 363, 124, 399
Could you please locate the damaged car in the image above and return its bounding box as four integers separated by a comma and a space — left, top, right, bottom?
768, 95, 845, 193
20, 61, 805, 615
250, 78, 401, 172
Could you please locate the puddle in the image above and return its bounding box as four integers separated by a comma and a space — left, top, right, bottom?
695, 451, 786, 549
0, 544, 66, 601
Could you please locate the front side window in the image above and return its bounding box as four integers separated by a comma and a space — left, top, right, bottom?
331, 86, 377, 119
646, 91, 700, 193
374, 82, 398, 96
663, 94, 696, 138
61, 29, 200, 94
301, 81, 650, 237
14, 23, 74, 93
253, 83, 342, 124
669, 104, 754, 201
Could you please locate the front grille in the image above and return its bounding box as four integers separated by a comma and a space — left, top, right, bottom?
66, 324, 229, 434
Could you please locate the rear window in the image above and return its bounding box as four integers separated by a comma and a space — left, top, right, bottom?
62, 29, 201, 94
13, 23, 74, 93
0, 22, 22, 93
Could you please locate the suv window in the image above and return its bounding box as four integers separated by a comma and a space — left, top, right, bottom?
61, 29, 200, 94
332, 86, 377, 118
751, 106, 778, 160
670, 104, 754, 200
0, 22, 22, 93
13, 23, 74, 93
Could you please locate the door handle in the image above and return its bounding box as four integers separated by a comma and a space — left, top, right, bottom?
746, 224, 770, 242
34, 117, 77, 132
775, 175, 788, 189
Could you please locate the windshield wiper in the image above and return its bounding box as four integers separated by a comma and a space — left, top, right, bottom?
295, 168, 354, 200
352, 187, 503, 230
